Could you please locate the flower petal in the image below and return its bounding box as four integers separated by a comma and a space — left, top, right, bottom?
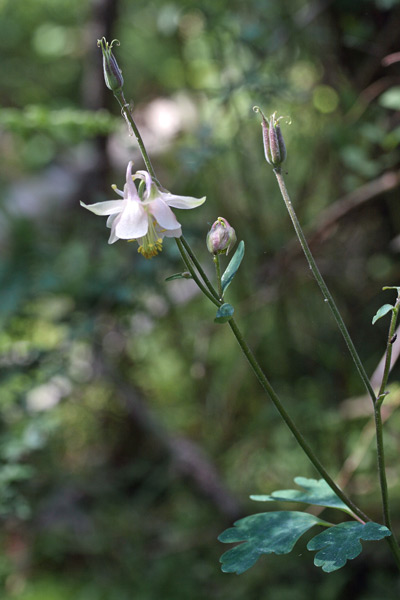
106, 213, 119, 228
80, 200, 125, 216
159, 193, 206, 209
108, 222, 120, 244
125, 161, 140, 201
115, 201, 149, 239
134, 170, 153, 199
149, 198, 181, 230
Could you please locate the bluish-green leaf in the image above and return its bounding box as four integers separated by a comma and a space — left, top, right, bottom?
250, 477, 353, 514
221, 241, 245, 294
214, 303, 234, 324
218, 511, 327, 574
307, 521, 391, 573
165, 272, 192, 282
372, 303, 394, 325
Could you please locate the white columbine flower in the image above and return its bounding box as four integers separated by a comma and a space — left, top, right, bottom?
81, 161, 206, 258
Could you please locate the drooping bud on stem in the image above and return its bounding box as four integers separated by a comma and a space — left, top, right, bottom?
253, 106, 288, 168
97, 37, 124, 93
206, 217, 237, 256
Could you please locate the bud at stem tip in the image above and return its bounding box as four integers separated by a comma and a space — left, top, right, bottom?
97, 37, 124, 93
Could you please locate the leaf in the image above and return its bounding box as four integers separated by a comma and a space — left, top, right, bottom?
165, 272, 192, 282
221, 241, 245, 294
218, 511, 326, 574
307, 521, 391, 573
214, 303, 234, 324
250, 476, 353, 514
372, 304, 394, 325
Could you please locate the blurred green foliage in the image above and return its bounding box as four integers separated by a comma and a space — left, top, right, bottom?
1, 0, 400, 597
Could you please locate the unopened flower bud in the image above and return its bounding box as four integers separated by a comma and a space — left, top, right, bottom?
206, 217, 237, 256
255, 107, 287, 168
97, 37, 124, 93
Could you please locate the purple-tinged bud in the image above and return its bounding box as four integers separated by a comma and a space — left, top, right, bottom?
206, 217, 237, 256
254, 107, 288, 168
97, 37, 124, 93
261, 115, 272, 164
275, 121, 287, 164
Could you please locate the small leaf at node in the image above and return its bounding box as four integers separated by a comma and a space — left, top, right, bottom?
307, 521, 391, 573
221, 241, 245, 294
250, 476, 353, 515
214, 303, 234, 324
218, 511, 326, 574
372, 304, 394, 325
165, 272, 192, 281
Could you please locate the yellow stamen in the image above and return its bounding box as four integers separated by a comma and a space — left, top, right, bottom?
137, 238, 163, 259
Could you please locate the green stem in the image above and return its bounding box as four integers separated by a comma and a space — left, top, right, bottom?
273, 168, 377, 405
181, 235, 220, 301
374, 404, 400, 568
175, 238, 221, 307
113, 91, 160, 185
227, 317, 369, 523
377, 299, 399, 406
207, 246, 368, 522
213, 254, 223, 300
374, 296, 400, 565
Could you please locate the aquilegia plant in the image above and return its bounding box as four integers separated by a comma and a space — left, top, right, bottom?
82, 37, 400, 575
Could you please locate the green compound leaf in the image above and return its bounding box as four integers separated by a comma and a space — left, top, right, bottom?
307, 521, 391, 573
372, 304, 394, 325
165, 272, 192, 281
218, 511, 327, 574
214, 303, 234, 324
221, 241, 245, 294
250, 477, 353, 515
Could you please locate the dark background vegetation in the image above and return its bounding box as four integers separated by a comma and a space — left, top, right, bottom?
1, 0, 400, 597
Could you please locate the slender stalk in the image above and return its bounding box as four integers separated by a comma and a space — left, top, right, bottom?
113, 91, 160, 184
227, 317, 369, 523
273, 168, 377, 405
177, 197, 369, 523
377, 297, 400, 406
181, 235, 220, 301
175, 238, 221, 307
373, 295, 400, 564
274, 167, 400, 567
374, 405, 400, 568
213, 254, 223, 300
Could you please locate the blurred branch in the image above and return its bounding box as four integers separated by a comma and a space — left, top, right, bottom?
306, 170, 400, 249
82, 0, 120, 111
267, 169, 400, 276
96, 351, 242, 521
355, 7, 400, 89
79, 0, 121, 195
337, 391, 400, 491
345, 76, 400, 123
